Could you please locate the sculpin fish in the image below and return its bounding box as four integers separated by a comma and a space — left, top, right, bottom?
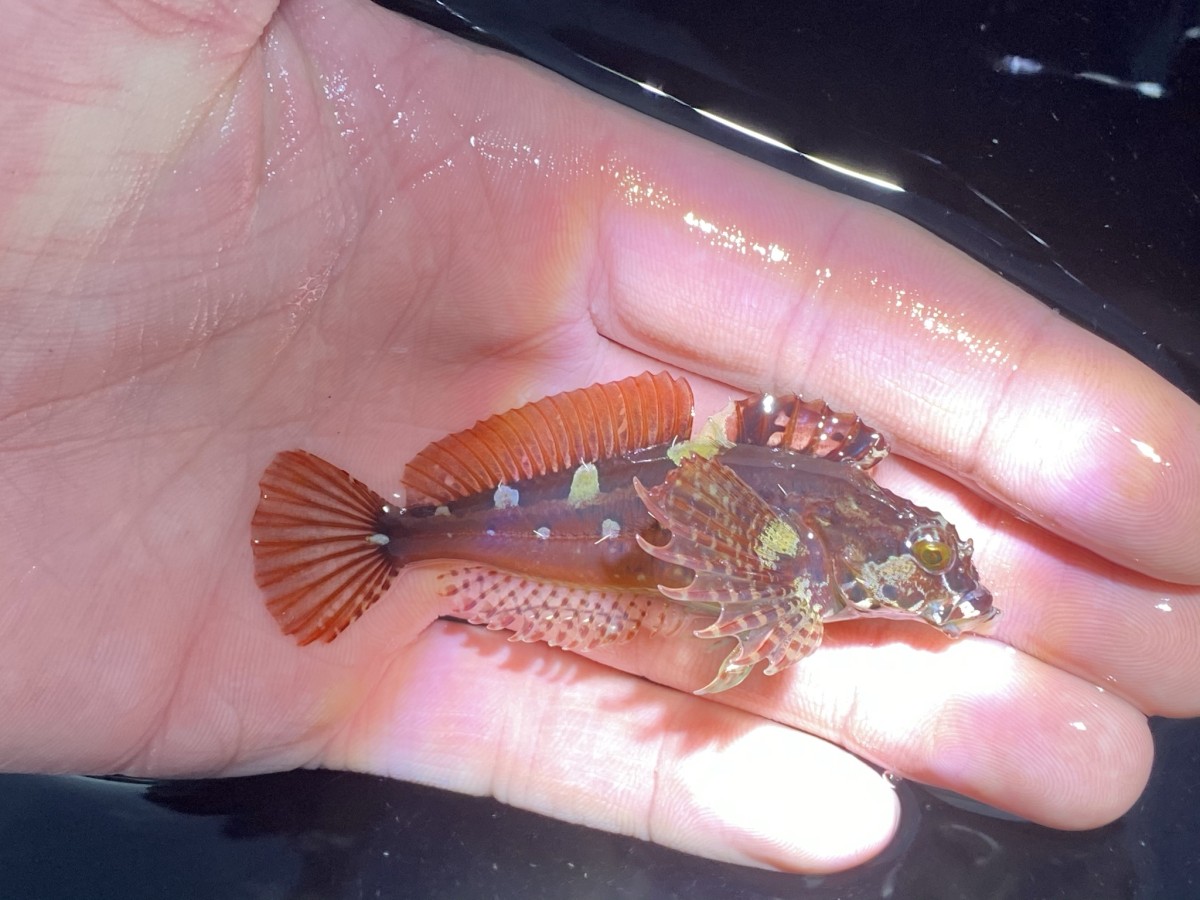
251, 372, 996, 692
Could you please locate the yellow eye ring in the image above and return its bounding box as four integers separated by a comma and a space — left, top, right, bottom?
913, 538, 954, 572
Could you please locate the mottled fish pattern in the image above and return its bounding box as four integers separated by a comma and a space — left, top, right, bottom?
251, 372, 996, 692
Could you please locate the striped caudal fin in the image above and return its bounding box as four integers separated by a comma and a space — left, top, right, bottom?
251, 450, 397, 644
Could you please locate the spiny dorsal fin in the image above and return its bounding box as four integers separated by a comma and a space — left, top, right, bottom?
251, 450, 397, 644
725, 393, 889, 469
402, 371, 694, 504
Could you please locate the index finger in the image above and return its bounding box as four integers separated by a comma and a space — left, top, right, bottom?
589, 151, 1200, 584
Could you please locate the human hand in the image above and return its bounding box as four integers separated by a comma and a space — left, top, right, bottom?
3, 0, 1197, 874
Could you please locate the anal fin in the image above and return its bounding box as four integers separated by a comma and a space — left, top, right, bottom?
634, 456, 837, 693
439, 567, 680, 652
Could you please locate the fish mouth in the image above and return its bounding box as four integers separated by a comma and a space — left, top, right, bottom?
935, 587, 998, 637
957, 587, 999, 629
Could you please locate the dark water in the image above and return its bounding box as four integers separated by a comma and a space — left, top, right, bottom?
4, 3, 1197, 898
3, 720, 1199, 899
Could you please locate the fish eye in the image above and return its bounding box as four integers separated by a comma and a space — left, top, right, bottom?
912, 537, 954, 572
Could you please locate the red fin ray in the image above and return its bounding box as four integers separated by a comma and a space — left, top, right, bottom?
635, 456, 831, 693
251, 451, 397, 645
403, 371, 694, 504
439, 567, 681, 652
693, 598, 823, 692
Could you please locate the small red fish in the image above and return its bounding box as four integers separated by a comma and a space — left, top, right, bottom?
251, 372, 996, 692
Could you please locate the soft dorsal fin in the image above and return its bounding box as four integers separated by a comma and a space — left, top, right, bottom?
402, 371, 694, 504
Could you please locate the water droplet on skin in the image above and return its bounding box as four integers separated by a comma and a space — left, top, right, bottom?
1112, 424, 1173, 469
885, 291, 1012, 366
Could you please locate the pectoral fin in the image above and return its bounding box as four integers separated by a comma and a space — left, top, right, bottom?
634, 456, 836, 693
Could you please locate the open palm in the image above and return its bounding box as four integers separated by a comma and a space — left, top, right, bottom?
3, 0, 1198, 873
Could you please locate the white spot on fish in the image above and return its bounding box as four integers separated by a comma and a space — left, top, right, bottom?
493, 484, 520, 509
367, 533, 390, 546
434, 505, 451, 517
533, 526, 551, 540
486, 528, 496, 537
596, 518, 620, 544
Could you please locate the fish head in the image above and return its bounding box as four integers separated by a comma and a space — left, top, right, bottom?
821, 494, 997, 637
699, 443, 999, 639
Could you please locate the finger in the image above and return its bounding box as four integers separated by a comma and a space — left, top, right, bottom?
588, 617, 1153, 831
999, 533, 1200, 718
982, 512, 1200, 719
579, 118, 1200, 584
319, 620, 900, 874
878, 459, 1200, 719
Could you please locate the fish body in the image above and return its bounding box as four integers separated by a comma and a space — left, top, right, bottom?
373, 448, 691, 595
252, 372, 996, 692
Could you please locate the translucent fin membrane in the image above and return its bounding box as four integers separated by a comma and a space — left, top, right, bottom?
635, 456, 826, 693
439, 567, 679, 651
402, 371, 694, 504
727, 393, 889, 468
251, 450, 397, 644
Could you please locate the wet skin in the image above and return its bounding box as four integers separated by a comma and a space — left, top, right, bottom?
3, 0, 1200, 874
